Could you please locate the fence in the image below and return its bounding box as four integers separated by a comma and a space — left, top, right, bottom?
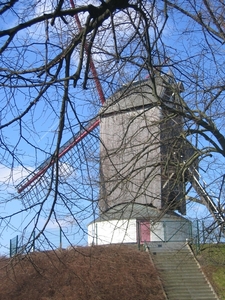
9, 226, 82, 257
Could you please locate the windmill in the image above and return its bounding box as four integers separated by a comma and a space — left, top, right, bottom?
16, 6, 225, 249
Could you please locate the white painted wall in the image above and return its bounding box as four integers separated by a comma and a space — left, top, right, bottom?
88, 219, 137, 245
88, 218, 192, 246
151, 223, 164, 242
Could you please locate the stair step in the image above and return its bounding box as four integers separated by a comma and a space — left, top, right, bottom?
166, 286, 213, 291
162, 277, 208, 283
168, 298, 217, 300
167, 294, 217, 300
167, 293, 215, 297
158, 269, 204, 274
166, 290, 216, 295
166, 291, 215, 296
155, 262, 200, 267
160, 268, 202, 272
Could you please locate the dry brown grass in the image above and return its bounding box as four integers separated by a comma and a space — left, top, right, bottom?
0, 244, 166, 300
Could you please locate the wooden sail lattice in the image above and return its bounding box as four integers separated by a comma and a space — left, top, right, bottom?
17, 119, 100, 210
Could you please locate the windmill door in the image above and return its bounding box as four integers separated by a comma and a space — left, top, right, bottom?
139, 221, 150, 244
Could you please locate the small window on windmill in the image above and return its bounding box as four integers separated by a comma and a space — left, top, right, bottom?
161, 85, 172, 101
160, 83, 174, 108
160, 74, 184, 110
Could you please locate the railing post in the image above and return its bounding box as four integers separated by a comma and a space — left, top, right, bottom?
59, 227, 62, 249
202, 221, 206, 244
32, 230, 35, 252
196, 219, 200, 254
10, 235, 18, 257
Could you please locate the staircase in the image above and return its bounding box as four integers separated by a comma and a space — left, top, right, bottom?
149, 242, 219, 300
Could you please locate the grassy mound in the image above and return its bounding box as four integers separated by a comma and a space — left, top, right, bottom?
0, 244, 165, 300
196, 243, 225, 300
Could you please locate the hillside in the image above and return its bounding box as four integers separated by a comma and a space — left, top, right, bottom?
195, 244, 225, 300
0, 245, 166, 300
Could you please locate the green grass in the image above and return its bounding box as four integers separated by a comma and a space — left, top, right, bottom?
196, 244, 225, 300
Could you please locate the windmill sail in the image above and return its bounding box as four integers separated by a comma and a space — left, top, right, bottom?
16, 118, 100, 203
